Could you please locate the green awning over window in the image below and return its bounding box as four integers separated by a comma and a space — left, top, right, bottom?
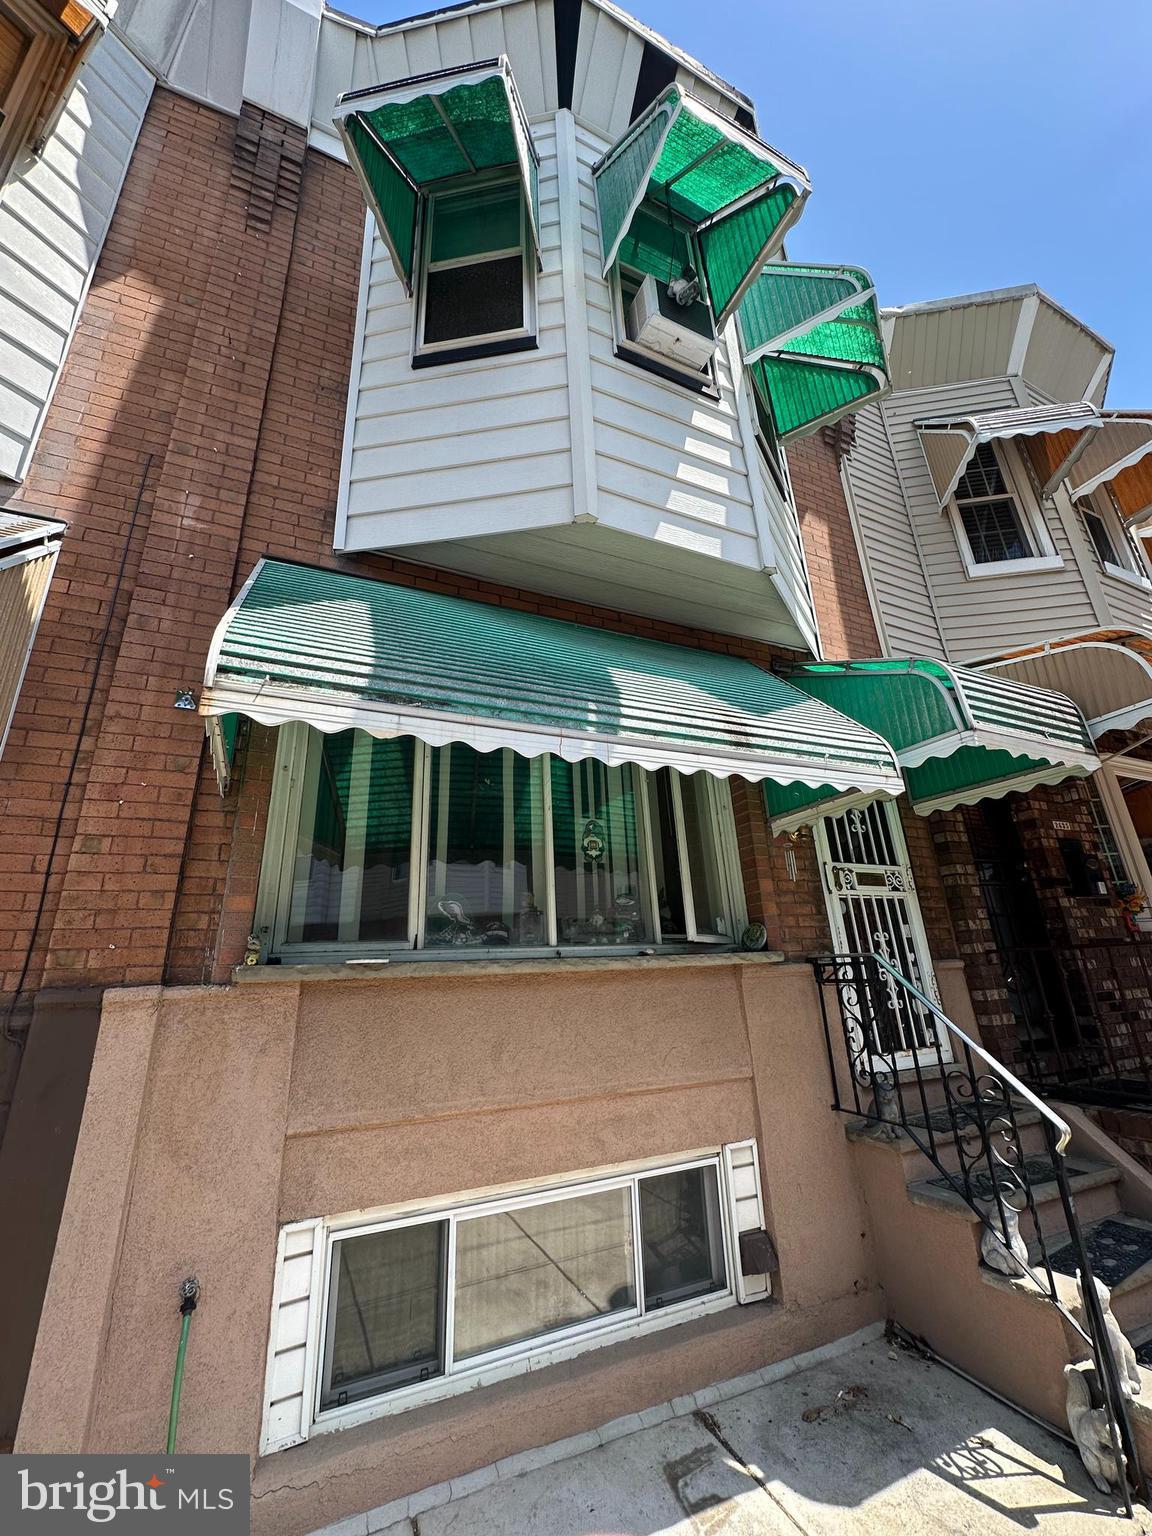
594, 87, 810, 329
787, 658, 1098, 815
740, 262, 889, 439
334, 57, 540, 293
201, 560, 903, 830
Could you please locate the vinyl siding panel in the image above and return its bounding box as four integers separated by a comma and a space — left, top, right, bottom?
577, 123, 764, 575
886, 298, 1021, 395
843, 400, 943, 659
0, 32, 151, 482
338, 120, 575, 551
1023, 302, 1111, 408
881, 378, 1099, 662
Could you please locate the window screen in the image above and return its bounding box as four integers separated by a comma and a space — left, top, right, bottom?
421, 181, 526, 348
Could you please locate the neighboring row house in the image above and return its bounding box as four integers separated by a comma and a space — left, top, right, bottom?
838, 287, 1152, 1135
2, 1, 1152, 1528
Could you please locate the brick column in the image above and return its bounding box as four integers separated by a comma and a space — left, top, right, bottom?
39, 104, 307, 989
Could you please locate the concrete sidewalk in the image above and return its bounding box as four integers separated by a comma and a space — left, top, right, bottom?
373, 1337, 1151, 1535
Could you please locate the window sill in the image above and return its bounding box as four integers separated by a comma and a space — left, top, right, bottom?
233, 948, 786, 985
961, 555, 1064, 579
413, 335, 538, 368
613, 343, 721, 398
1102, 562, 1152, 590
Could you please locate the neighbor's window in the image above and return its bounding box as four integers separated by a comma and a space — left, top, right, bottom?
1077, 495, 1142, 577
953, 442, 1034, 564
416, 178, 533, 358
0, 0, 94, 186
319, 1158, 729, 1416
261, 726, 744, 958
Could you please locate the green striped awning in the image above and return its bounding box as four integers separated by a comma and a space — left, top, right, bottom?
201, 560, 903, 830
334, 57, 540, 293
740, 263, 889, 439
787, 658, 1099, 814
594, 87, 810, 329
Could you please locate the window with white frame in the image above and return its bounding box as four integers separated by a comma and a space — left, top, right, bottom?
1085, 779, 1130, 888
258, 726, 747, 960
414, 176, 535, 361
259, 1141, 777, 1454
1077, 492, 1147, 581
952, 441, 1038, 566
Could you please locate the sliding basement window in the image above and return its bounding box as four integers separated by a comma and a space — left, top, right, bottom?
320, 1157, 729, 1421
258, 725, 746, 960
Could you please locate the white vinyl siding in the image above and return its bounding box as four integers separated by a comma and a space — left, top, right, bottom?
336, 118, 572, 550
0, 31, 151, 482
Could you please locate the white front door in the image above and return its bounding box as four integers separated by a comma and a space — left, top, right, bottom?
815, 800, 949, 1068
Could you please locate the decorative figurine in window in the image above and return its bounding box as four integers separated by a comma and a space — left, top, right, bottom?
612, 887, 641, 943
580, 818, 606, 862
429, 896, 474, 945
516, 892, 544, 946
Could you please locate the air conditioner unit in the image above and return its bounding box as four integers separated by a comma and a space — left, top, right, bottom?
625, 273, 717, 370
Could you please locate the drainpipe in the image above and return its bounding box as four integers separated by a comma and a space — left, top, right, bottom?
166, 1278, 200, 1454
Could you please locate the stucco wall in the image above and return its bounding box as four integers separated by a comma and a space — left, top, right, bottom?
20, 955, 884, 1533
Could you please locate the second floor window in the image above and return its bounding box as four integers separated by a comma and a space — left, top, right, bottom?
415, 178, 534, 361
1077, 494, 1146, 580
953, 441, 1033, 564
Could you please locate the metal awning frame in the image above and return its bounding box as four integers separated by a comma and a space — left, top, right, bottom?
334, 56, 542, 294
740, 265, 877, 364
915, 402, 1103, 506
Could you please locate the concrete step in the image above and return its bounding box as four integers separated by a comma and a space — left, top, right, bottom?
907, 1155, 1123, 1245
846, 1105, 1053, 1186
1036, 1212, 1152, 1337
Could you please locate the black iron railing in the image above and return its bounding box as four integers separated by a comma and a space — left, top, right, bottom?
996, 942, 1152, 1107
813, 951, 1143, 1512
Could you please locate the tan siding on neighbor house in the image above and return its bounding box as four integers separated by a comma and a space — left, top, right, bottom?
1023, 302, 1112, 406
885, 297, 1022, 395
0, 545, 56, 751
880, 377, 1099, 661
842, 401, 944, 658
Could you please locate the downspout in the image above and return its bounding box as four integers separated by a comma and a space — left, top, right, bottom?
166, 1277, 200, 1454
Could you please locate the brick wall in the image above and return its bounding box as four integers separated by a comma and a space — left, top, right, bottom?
789, 424, 881, 660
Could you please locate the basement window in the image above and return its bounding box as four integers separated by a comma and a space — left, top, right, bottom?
319, 1157, 729, 1418
414, 177, 535, 365
256, 725, 746, 961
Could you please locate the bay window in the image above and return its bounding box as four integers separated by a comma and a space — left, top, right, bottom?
257, 725, 746, 961
318, 1157, 730, 1421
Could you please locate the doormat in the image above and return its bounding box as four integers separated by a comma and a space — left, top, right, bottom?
1048, 1218, 1152, 1290
925, 1158, 1086, 1204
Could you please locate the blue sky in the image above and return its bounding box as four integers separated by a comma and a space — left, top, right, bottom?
356, 0, 1152, 402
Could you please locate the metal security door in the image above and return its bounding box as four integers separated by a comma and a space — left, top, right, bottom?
815, 800, 949, 1068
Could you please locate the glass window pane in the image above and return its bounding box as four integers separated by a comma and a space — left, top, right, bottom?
425, 745, 546, 947
287, 730, 414, 945
551, 759, 650, 945
647, 770, 686, 939
423, 255, 523, 344
616, 201, 692, 282
679, 774, 730, 938
959, 498, 1031, 563
640, 1165, 727, 1309
430, 183, 521, 263
322, 1222, 445, 1408
453, 1188, 636, 1360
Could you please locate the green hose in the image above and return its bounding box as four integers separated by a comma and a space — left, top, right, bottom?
166, 1278, 199, 1454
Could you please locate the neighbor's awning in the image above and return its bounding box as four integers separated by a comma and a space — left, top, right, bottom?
593, 86, 809, 329
788, 658, 1098, 815
200, 560, 904, 831
916, 402, 1102, 506
739, 263, 889, 439
1, 511, 65, 757
982, 632, 1152, 741
334, 57, 540, 293
1069, 413, 1152, 526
